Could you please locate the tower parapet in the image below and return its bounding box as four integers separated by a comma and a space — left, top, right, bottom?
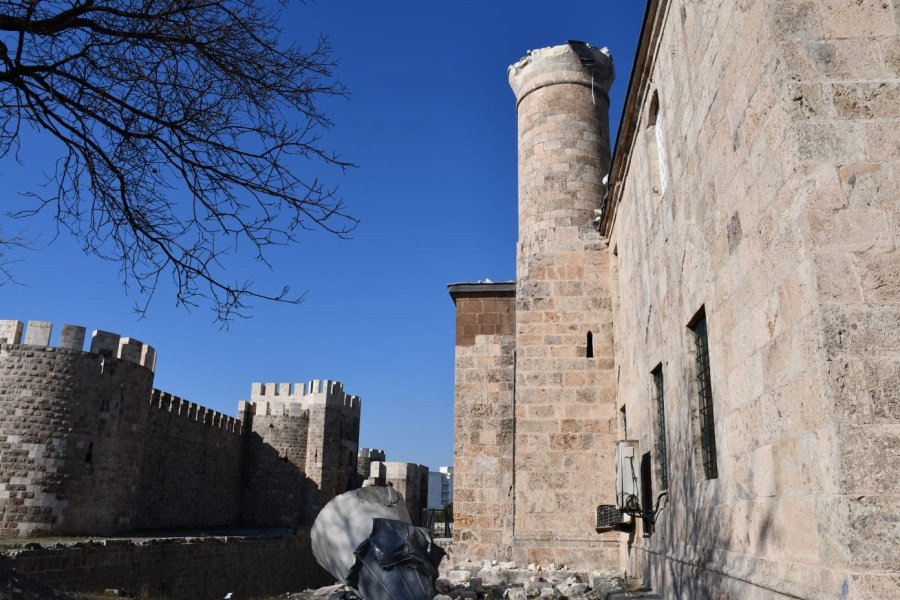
250, 379, 361, 415
150, 389, 242, 434
0, 319, 157, 372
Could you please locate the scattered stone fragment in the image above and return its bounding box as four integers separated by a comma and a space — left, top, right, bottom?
504, 588, 528, 600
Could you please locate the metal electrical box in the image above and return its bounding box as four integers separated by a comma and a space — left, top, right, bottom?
615, 440, 641, 519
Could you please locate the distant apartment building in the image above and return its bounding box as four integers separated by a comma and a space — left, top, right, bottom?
427, 466, 453, 509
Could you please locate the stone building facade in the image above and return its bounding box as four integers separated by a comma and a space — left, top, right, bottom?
0, 319, 361, 536
450, 1, 899, 598
361, 456, 430, 526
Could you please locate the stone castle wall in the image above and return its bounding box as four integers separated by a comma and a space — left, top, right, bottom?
136, 391, 244, 530
602, 0, 899, 598
0, 320, 363, 536
0, 323, 155, 536
242, 409, 313, 527
3, 530, 331, 600
243, 380, 361, 526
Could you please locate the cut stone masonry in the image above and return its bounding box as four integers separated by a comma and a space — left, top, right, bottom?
0, 318, 361, 536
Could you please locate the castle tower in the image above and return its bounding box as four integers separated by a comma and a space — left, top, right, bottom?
0, 320, 156, 536
507, 42, 619, 568
241, 379, 361, 527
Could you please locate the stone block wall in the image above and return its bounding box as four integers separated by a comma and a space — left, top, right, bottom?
506, 43, 619, 569
136, 391, 244, 529
0, 319, 363, 537
357, 447, 386, 481
0, 337, 153, 535
602, 0, 899, 598
2, 530, 331, 600
242, 405, 313, 527
382, 461, 430, 526
449, 284, 516, 561
244, 380, 362, 526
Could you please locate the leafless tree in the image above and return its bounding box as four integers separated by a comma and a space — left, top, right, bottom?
0, 0, 355, 321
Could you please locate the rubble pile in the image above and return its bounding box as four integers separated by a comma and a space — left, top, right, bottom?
292, 562, 659, 600
435, 562, 658, 600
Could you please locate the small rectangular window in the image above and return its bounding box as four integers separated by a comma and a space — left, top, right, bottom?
652, 364, 669, 490
690, 308, 718, 480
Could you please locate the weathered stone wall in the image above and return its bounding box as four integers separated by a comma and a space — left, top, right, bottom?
604, 0, 899, 598
378, 461, 430, 526
450, 285, 516, 561
242, 409, 313, 527
0, 342, 152, 536
357, 447, 386, 484
2, 530, 331, 600
0, 321, 363, 538
507, 43, 619, 568
136, 391, 244, 530
244, 380, 361, 526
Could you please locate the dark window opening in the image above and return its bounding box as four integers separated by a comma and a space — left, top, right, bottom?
652, 364, 669, 490
586, 331, 594, 359
84, 442, 93, 464
690, 308, 718, 480
640, 451, 654, 536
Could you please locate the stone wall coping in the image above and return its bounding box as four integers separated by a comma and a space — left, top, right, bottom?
150, 389, 242, 434
448, 282, 516, 299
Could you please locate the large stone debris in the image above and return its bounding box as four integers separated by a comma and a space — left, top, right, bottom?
311, 486, 445, 600
312, 486, 413, 585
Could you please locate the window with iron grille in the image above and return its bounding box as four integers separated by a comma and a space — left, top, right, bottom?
690, 309, 718, 480
652, 364, 669, 490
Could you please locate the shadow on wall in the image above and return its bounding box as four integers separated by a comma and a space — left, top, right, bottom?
647, 470, 777, 598
242, 433, 319, 528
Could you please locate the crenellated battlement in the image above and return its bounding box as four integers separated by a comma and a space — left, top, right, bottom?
0, 317, 361, 537
150, 389, 242, 434
249, 379, 361, 412
0, 319, 157, 372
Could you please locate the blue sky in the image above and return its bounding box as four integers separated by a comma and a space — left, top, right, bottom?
1, 1, 647, 469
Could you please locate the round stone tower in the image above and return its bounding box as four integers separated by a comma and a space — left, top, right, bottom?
0, 323, 154, 536
508, 41, 614, 269
506, 43, 619, 569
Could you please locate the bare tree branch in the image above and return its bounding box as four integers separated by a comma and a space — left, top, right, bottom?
0, 0, 356, 322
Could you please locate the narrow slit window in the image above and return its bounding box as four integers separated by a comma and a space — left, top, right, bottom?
652, 364, 669, 490
690, 308, 718, 480
586, 331, 594, 358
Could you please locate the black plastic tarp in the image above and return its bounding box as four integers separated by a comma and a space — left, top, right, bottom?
344, 518, 446, 600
